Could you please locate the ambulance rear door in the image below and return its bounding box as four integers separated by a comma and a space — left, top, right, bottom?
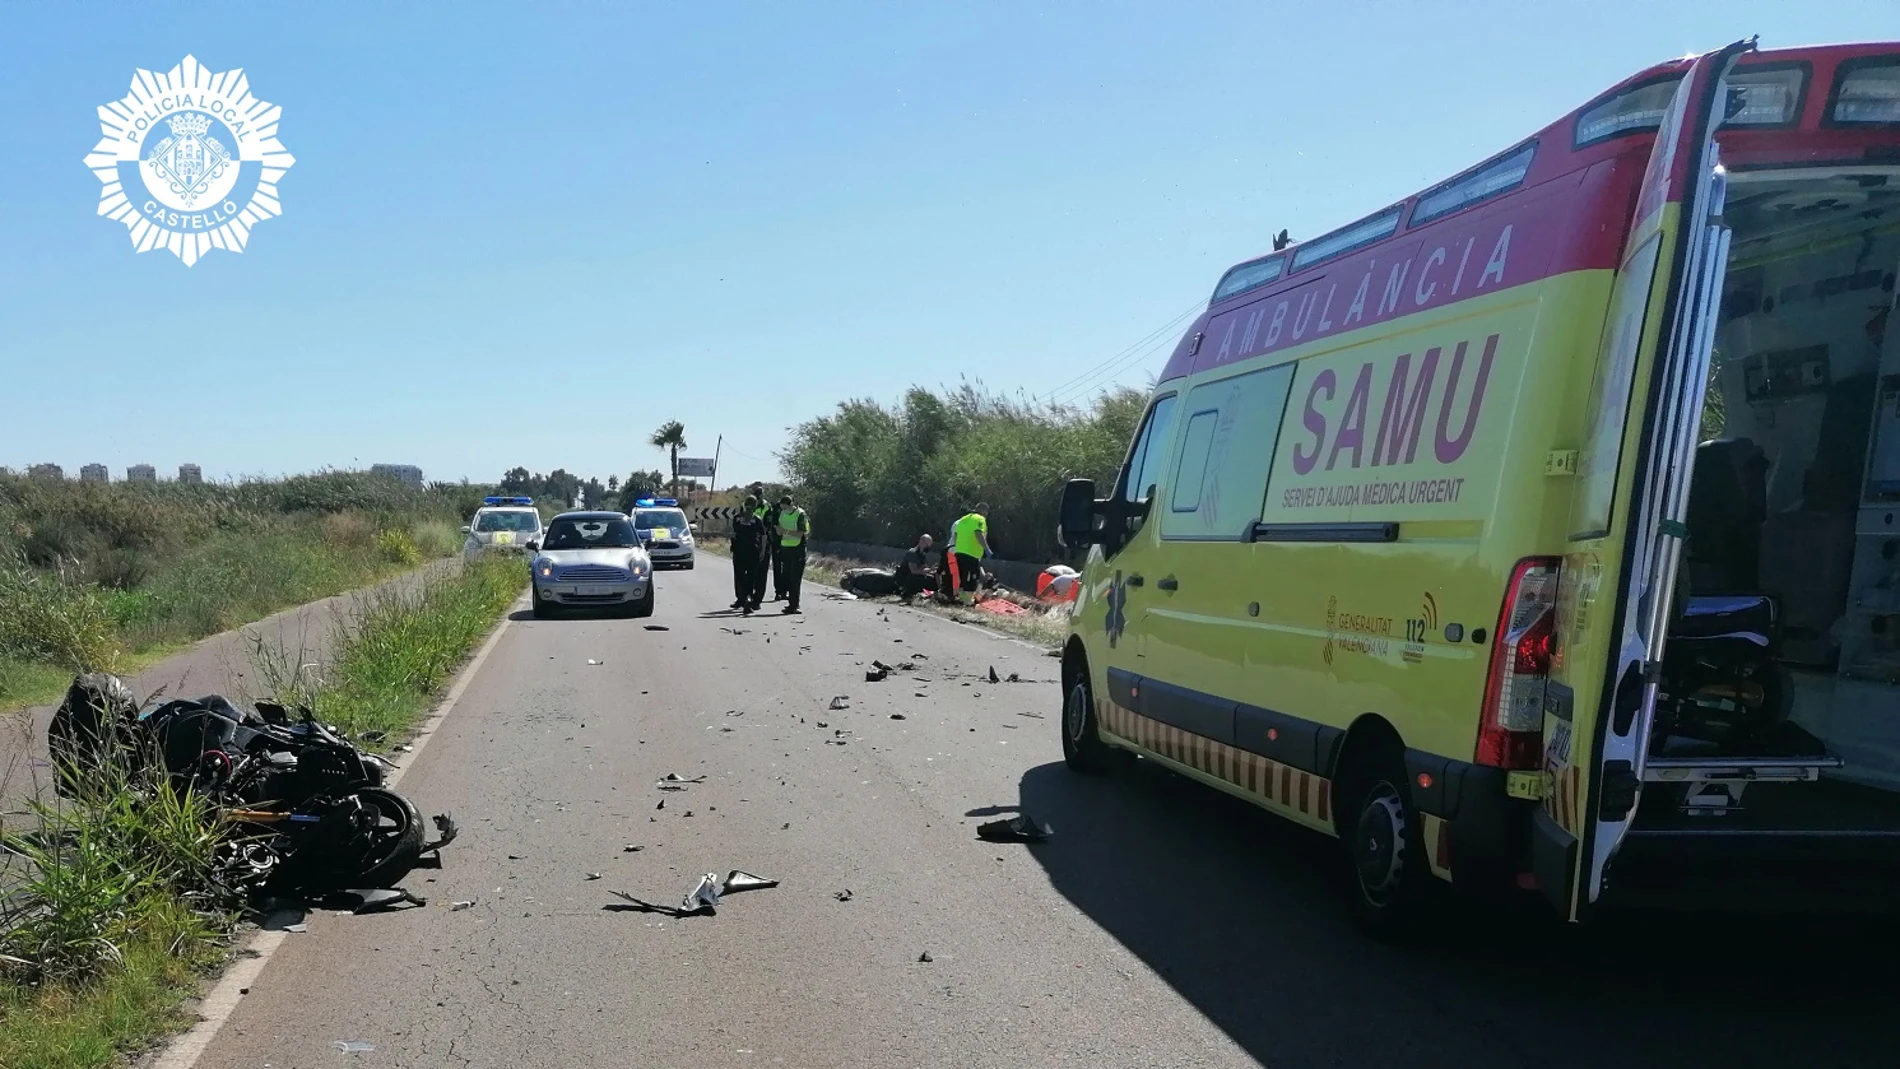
1537, 39, 1751, 919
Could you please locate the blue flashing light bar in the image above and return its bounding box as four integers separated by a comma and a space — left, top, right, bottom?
483, 496, 534, 506
632, 498, 678, 508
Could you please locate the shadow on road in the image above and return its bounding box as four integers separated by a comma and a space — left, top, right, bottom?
1011, 758, 1897, 1069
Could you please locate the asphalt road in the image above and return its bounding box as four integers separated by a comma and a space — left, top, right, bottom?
188, 562, 1897, 1069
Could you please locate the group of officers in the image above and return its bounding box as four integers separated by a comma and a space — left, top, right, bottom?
728, 489, 994, 614
729, 487, 810, 614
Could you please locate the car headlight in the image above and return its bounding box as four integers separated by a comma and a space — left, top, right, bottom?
534, 558, 555, 579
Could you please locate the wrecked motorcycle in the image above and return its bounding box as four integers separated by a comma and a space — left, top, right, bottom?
49, 673, 445, 893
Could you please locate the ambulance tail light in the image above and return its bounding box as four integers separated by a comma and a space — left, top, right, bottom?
1477, 557, 1561, 770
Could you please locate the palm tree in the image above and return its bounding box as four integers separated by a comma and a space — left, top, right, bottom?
649, 421, 687, 496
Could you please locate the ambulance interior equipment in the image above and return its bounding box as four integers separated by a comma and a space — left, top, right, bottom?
1653, 161, 1900, 836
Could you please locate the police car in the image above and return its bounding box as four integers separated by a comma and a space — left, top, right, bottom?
628, 498, 695, 569
463, 496, 544, 560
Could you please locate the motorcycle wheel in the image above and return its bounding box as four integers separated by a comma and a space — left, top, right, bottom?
352, 787, 425, 887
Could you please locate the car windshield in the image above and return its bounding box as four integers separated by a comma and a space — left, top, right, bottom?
633, 509, 689, 531
543, 517, 638, 550
475, 510, 540, 533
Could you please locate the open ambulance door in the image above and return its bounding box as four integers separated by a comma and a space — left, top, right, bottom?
1538, 39, 1752, 920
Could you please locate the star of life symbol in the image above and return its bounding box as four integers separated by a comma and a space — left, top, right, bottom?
83, 55, 295, 266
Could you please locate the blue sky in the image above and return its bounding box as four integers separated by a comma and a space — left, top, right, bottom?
2, 2, 1894, 489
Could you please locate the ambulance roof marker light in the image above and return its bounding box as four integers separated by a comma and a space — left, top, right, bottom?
1724, 66, 1806, 128
1830, 59, 1900, 126
1573, 75, 1684, 148
1410, 142, 1537, 227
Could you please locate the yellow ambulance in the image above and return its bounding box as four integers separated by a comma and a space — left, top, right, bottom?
1057, 39, 1900, 933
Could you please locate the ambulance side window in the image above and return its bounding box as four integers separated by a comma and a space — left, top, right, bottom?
1118, 394, 1179, 506
1161, 363, 1295, 541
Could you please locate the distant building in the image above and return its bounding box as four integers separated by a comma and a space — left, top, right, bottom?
370, 463, 424, 488
80, 463, 108, 483
177, 463, 203, 484
127, 464, 157, 482
28, 463, 64, 480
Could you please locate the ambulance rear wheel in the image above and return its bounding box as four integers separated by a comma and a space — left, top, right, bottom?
1061, 676, 1111, 774
1339, 754, 1431, 939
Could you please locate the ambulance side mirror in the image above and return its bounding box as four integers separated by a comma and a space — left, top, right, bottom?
1057, 479, 1105, 548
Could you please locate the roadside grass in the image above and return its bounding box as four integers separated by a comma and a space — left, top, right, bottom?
0, 897, 223, 1069
259, 555, 525, 741
0, 557, 520, 1069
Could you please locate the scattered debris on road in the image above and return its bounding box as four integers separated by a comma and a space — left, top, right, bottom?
1017, 711, 1045, 720
421, 814, 460, 856
284, 923, 309, 933
988, 666, 1001, 683
976, 815, 1053, 843
334, 1041, 375, 1054
585, 872, 602, 881
1007, 672, 1022, 683
660, 773, 707, 784
865, 666, 888, 682
450, 900, 475, 911
917, 951, 934, 963
607, 869, 779, 918
829, 696, 851, 710
834, 889, 854, 902
890, 713, 907, 720
643, 625, 670, 631
623, 844, 644, 853
587, 659, 603, 665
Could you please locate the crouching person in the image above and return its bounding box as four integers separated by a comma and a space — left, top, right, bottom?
898, 533, 939, 604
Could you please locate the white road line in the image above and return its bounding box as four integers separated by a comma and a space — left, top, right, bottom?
150, 595, 526, 1069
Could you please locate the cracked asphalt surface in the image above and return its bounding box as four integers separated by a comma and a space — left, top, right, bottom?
190, 564, 1897, 1069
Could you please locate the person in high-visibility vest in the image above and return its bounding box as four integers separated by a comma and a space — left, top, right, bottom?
775, 493, 810, 614
950, 502, 990, 606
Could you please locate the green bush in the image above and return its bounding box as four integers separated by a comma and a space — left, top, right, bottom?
410, 520, 460, 559
0, 557, 119, 672
374, 528, 422, 566
779, 382, 1145, 561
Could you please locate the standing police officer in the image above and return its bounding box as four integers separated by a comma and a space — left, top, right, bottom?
775, 493, 809, 614
756, 487, 787, 602
730, 494, 769, 613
